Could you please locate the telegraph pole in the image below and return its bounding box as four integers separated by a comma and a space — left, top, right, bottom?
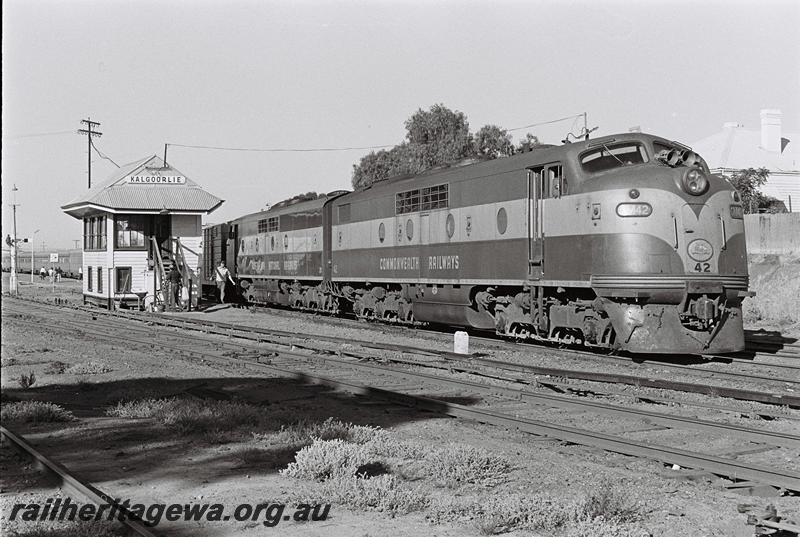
10, 185, 20, 295
78, 118, 102, 189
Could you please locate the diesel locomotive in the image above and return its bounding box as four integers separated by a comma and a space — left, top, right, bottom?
202, 132, 750, 354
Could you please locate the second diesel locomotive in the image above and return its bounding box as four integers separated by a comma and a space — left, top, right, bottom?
204, 132, 750, 354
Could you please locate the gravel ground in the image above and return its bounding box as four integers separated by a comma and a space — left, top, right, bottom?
3, 296, 800, 536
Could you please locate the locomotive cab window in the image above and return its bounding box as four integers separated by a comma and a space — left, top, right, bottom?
580, 143, 648, 174
529, 164, 565, 199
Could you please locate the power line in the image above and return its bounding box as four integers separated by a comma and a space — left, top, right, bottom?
506, 113, 585, 132
5, 130, 74, 140
166, 142, 396, 153
89, 138, 120, 168
166, 113, 586, 155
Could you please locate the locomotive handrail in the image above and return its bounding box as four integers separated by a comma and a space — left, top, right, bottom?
590, 274, 749, 290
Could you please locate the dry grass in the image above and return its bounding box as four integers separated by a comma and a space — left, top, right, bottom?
257, 417, 382, 446
293, 474, 428, 515
427, 479, 645, 535
66, 361, 112, 375
107, 397, 265, 435
1, 401, 74, 424
575, 478, 642, 523
1, 357, 19, 367
44, 361, 68, 375
9, 521, 125, 537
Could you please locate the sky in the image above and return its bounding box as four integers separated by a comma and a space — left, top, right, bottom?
3, 0, 799, 250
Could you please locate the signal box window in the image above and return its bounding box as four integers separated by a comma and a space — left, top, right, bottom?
116, 267, 132, 294
87, 267, 93, 292
97, 267, 103, 294
580, 143, 648, 174
115, 216, 147, 249
84, 216, 106, 251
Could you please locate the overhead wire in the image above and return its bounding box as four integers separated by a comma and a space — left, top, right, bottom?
166, 113, 587, 154
506, 113, 584, 133
5, 130, 75, 140
89, 138, 121, 168
166, 142, 396, 153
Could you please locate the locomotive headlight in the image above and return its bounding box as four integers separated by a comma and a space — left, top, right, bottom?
616, 202, 652, 217
731, 190, 741, 203
683, 168, 709, 196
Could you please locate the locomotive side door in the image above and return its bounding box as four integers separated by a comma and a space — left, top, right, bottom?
527, 166, 546, 279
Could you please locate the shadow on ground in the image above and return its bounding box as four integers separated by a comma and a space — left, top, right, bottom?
2, 375, 481, 493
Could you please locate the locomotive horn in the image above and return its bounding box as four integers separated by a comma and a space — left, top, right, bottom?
681, 151, 698, 167
666, 149, 682, 166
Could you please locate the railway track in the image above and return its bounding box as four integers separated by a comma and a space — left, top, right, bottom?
4, 297, 800, 493
8, 296, 800, 408
0, 425, 159, 537
232, 300, 800, 359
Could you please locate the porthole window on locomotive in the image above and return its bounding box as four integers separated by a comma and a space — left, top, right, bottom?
378, 222, 386, 243
284, 234, 289, 248
496, 207, 508, 235
446, 213, 455, 238
406, 219, 414, 240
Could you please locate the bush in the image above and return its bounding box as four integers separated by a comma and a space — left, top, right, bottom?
574, 479, 642, 524
66, 361, 111, 375
44, 361, 67, 375
323, 474, 428, 514
107, 398, 264, 435
261, 418, 382, 446
424, 444, 511, 488
1, 401, 74, 423
17, 371, 36, 389
281, 439, 375, 481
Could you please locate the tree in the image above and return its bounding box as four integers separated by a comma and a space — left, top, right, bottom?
726, 168, 774, 213
515, 133, 542, 153
473, 125, 515, 159
351, 144, 416, 191
351, 104, 540, 189
404, 104, 474, 170
352, 104, 475, 189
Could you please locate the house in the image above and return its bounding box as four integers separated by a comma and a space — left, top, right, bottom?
692, 109, 799, 212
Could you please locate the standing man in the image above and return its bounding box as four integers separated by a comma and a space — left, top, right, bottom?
214, 261, 235, 304
40, 266, 47, 280
168, 266, 182, 311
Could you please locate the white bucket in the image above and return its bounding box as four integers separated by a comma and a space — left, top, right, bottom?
454, 331, 469, 355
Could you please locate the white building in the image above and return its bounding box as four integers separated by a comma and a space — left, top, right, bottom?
692, 109, 799, 212
61, 155, 223, 309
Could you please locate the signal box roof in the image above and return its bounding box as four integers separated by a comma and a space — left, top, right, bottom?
61, 155, 224, 219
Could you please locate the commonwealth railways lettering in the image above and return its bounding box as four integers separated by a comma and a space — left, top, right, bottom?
379, 256, 419, 271
379, 255, 460, 271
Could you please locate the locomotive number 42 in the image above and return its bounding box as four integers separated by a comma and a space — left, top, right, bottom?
694, 262, 711, 273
